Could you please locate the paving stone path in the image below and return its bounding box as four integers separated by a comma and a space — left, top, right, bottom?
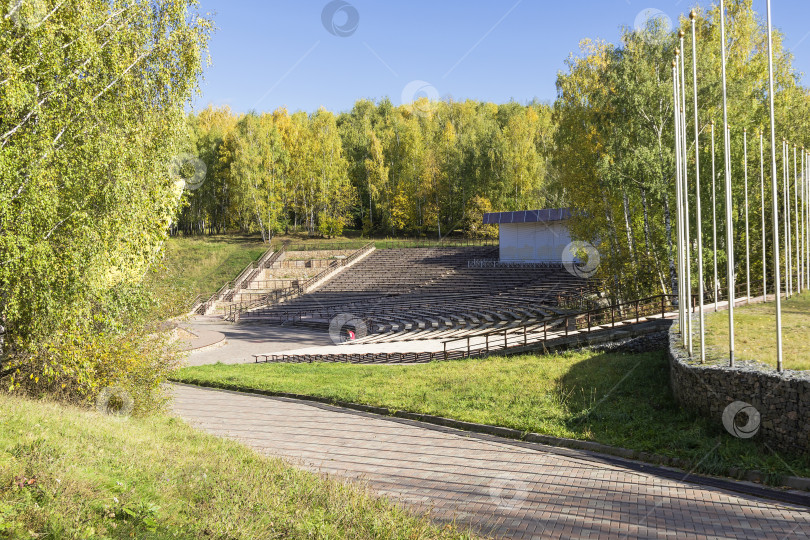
171, 384, 810, 540
181, 316, 333, 366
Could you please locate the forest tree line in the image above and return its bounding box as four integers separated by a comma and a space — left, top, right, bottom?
176, 0, 810, 303
176, 99, 558, 239
555, 1, 810, 301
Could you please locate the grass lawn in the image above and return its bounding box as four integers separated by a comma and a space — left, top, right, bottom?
149, 234, 269, 303
703, 291, 810, 370
173, 350, 810, 482
0, 393, 475, 539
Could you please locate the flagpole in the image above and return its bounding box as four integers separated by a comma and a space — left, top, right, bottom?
760, 131, 767, 299
712, 121, 719, 310
782, 138, 793, 298
765, 0, 784, 372
802, 147, 810, 288
788, 143, 794, 295
745, 129, 751, 302
803, 148, 807, 292
794, 144, 801, 292
673, 59, 685, 343
719, 0, 734, 366
678, 32, 693, 355
690, 10, 705, 362
803, 148, 806, 291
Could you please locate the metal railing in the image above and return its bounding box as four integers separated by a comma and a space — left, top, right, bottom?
188, 245, 284, 315
225, 246, 286, 301
188, 293, 210, 315
251, 294, 676, 365
250, 278, 796, 364
227, 243, 375, 322
438, 294, 676, 360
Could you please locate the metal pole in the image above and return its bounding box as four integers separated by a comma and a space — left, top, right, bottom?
799, 147, 810, 290
720, 0, 734, 366
802, 148, 810, 287
679, 31, 693, 356
794, 145, 800, 292
787, 139, 792, 295
712, 121, 719, 310
745, 129, 751, 302
803, 148, 806, 291
673, 60, 686, 345
690, 11, 705, 362
802, 152, 810, 285
760, 131, 767, 298
803, 148, 807, 292
784, 139, 791, 297
765, 0, 783, 372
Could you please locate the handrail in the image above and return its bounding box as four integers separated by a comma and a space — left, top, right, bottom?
439, 293, 676, 359
300, 242, 375, 290
226, 243, 375, 322
188, 244, 284, 315
225, 245, 287, 302
188, 293, 211, 315
252, 279, 790, 364
437, 280, 776, 360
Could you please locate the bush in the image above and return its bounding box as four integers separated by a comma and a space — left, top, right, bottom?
2, 284, 184, 415
317, 214, 345, 238
5, 326, 180, 415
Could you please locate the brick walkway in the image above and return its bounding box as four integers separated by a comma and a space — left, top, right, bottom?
171, 384, 810, 539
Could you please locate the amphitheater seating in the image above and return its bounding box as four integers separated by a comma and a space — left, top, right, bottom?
239, 246, 594, 340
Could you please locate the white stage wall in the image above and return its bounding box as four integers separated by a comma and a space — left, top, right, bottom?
498, 221, 572, 263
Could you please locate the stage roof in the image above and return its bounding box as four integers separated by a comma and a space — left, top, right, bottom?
482, 208, 572, 225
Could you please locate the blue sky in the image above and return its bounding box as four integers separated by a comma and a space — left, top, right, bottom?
192, 1, 810, 115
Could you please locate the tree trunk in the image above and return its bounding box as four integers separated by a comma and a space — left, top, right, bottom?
641, 187, 667, 293
663, 194, 677, 298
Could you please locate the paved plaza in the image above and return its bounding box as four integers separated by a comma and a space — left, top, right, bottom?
172, 384, 810, 539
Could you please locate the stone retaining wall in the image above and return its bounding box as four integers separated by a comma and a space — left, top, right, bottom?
260, 267, 317, 280
282, 249, 355, 260
667, 327, 810, 455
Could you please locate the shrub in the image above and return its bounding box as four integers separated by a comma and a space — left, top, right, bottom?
2, 284, 185, 415
5, 325, 181, 415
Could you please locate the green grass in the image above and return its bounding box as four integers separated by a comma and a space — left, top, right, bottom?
0, 393, 476, 539
151, 235, 269, 300
173, 350, 810, 481
703, 291, 810, 370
